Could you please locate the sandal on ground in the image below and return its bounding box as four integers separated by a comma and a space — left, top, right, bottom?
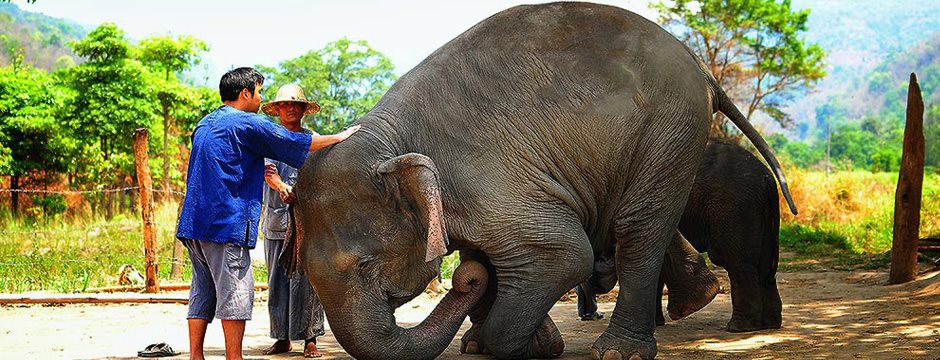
138, 342, 180, 358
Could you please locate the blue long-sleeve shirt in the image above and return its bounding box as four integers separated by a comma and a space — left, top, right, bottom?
176, 105, 313, 248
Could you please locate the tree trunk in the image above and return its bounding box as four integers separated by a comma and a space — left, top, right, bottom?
162, 99, 171, 203
105, 186, 113, 220
889, 73, 925, 285
10, 175, 18, 218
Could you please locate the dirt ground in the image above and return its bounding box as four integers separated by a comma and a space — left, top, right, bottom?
2, 268, 939, 360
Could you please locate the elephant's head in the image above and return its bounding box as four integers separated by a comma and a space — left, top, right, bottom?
294, 141, 486, 360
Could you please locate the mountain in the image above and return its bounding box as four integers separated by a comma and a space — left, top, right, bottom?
0, 2, 87, 71
786, 0, 940, 140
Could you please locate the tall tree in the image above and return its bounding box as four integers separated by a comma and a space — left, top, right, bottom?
260, 38, 396, 134
59, 23, 156, 217
138, 35, 207, 198
653, 0, 826, 138
0, 48, 70, 217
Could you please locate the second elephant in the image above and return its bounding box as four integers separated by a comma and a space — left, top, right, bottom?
579, 140, 784, 332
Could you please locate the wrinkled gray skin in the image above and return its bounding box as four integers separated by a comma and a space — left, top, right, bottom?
291, 3, 795, 360
657, 140, 784, 332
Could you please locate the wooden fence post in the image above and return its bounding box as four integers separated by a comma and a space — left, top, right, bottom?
889, 73, 925, 284
133, 129, 160, 293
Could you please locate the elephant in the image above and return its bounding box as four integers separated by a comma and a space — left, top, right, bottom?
285, 3, 797, 360
578, 140, 785, 333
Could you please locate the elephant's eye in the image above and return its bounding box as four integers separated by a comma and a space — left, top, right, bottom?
356, 256, 378, 280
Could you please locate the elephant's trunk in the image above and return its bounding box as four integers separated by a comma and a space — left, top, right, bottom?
328, 260, 488, 360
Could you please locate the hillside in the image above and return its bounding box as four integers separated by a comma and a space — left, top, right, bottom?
0, 2, 86, 71
786, 0, 940, 139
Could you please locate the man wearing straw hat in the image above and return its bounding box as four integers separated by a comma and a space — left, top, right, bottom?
177, 68, 360, 360
260, 84, 325, 358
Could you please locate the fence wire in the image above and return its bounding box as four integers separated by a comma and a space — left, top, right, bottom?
0, 186, 186, 197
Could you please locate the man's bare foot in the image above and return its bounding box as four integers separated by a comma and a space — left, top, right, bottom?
304, 339, 322, 358
261, 339, 291, 355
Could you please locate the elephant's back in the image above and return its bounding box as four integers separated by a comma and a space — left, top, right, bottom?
375, 2, 707, 135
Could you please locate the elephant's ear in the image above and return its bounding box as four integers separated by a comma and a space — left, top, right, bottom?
376, 153, 448, 262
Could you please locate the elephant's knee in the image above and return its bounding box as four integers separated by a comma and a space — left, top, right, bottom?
482, 326, 528, 359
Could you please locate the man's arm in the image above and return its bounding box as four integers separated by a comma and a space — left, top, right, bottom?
309, 125, 362, 152
264, 163, 295, 203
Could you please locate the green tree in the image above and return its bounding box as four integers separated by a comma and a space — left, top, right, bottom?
0, 50, 71, 217
653, 0, 827, 138
59, 23, 157, 217
259, 38, 396, 134
925, 105, 940, 171
138, 35, 208, 197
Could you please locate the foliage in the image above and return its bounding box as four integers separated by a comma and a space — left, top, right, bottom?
653, 0, 826, 138
58, 23, 158, 186
0, 60, 70, 178
259, 38, 396, 134
138, 35, 209, 192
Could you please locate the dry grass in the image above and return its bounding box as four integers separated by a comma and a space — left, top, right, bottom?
779, 169, 940, 258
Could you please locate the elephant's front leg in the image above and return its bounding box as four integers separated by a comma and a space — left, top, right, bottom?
479, 217, 594, 359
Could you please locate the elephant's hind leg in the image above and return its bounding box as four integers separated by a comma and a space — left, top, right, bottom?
661, 231, 719, 320
480, 213, 594, 359
593, 109, 707, 360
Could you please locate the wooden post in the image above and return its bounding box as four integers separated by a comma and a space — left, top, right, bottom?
170, 240, 185, 281
133, 129, 160, 293
889, 73, 925, 284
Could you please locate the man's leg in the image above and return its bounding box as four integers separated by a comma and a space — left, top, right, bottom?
304, 338, 321, 358
182, 239, 216, 360
263, 238, 291, 355
203, 243, 254, 360
188, 319, 209, 360
293, 273, 325, 358
221, 320, 246, 360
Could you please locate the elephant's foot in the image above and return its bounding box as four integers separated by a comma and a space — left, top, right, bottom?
726, 312, 781, 332
460, 324, 486, 354
726, 316, 770, 333
529, 314, 565, 358
590, 330, 655, 360
666, 270, 720, 320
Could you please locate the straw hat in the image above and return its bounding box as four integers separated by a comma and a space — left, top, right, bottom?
261, 84, 320, 116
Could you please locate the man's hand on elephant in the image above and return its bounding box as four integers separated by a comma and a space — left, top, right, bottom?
278, 184, 295, 204
309, 125, 363, 152
338, 125, 362, 141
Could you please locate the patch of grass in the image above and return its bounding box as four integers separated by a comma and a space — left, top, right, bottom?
440, 252, 460, 280
776, 170, 940, 271
0, 200, 203, 293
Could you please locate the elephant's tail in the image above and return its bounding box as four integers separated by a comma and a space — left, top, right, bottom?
708, 80, 799, 216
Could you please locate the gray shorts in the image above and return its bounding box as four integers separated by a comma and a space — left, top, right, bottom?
181, 239, 254, 321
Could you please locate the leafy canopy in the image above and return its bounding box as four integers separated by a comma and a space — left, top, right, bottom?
653, 0, 826, 138
259, 38, 396, 134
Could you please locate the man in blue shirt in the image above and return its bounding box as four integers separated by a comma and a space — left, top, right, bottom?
176, 67, 360, 360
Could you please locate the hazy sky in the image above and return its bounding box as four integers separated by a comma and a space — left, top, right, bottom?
12, 0, 656, 84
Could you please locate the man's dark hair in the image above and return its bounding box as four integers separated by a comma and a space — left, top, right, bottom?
219, 67, 264, 102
